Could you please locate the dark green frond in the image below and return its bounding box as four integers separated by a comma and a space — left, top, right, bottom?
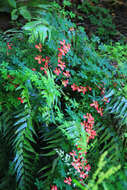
13, 107, 37, 190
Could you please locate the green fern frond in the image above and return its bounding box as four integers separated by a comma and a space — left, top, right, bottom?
13, 107, 37, 190
37, 126, 65, 177
105, 89, 127, 138
22, 19, 52, 44
0, 110, 16, 190
90, 120, 124, 165
105, 89, 127, 124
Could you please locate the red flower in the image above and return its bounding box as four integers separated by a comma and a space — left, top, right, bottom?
90, 101, 99, 110
58, 59, 62, 64
62, 80, 68, 87
80, 171, 88, 179
60, 40, 66, 46
70, 150, 77, 157
69, 27, 74, 31
20, 99, 24, 103
76, 86, 82, 92
34, 55, 42, 64
58, 62, 66, 70
35, 43, 42, 52
64, 177, 72, 185
84, 164, 91, 172
71, 83, 78, 91
103, 96, 109, 103
7, 75, 11, 78
58, 52, 63, 59
42, 56, 50, 64
53, 68, 61, 75
77, 147, 82, 151
51, 185, 57, 190
18, 97, 24, 104
59, 40, 71, 55
97, 107, 103, 116
32, 68, 36, 71
88, 86, 92, 91
63, 70, 70, 77
42, 58, 45, 62
7, 42, 13, 49
83, 113, 94, 125
80, 86, 87, 94
40, 67, 44, 71
40, 67, 47, 75
72, 160, 82, 173
58, 47, 65, 56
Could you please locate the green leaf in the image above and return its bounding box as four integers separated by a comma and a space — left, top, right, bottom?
22, 19, 51, 44
40, 150, 56, 156
19, 6, 32, 21
11, 9, 18, 20
8, 0, 16, 8
39, 164, 51, 172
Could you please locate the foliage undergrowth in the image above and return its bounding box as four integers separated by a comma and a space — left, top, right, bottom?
0, 1, 127, 190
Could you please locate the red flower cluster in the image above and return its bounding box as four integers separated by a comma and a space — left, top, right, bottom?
34, 40, 71, 79
54, 40, 71, 77
67, 113, 95, 186
53, 40, 71, 88
40, 56, 50, 74
58, 60, 66, 70
34, 43, 50, 74
34, 51, 50, 74
90, 101, 103, 116
17, 97, 24, 104
58, 40, 71, 56
69, 147, 91, 181
33, 40, 103, 188
7, 42, 13, 55
7, 42, 13, 50
81, 113, 96, 142
71, 83, 92, 95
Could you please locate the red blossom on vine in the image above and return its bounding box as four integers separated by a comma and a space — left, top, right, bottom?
51, 185, 57, 190
18, 97, 24, 104
35, 43, 42, 52
103, 96, 109, 103
7, 42, 13, 50
71, 83, 78, 91
58, 62, 66, 70
53, 68, 61, 75
90, 101, 99, 110
63, 70, 71, 78
34, 55, 42, 64
64, 177, 72, 185
62, 80, 69, 87
97, 107, 103, 116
